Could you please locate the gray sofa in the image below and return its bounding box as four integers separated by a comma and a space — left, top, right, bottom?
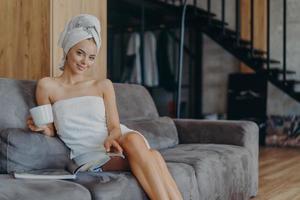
0, 78, 259, 200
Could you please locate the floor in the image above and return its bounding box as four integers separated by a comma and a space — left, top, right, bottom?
252, 147, 300, 200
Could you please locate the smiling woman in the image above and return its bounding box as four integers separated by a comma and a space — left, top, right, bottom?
65, 39, 97, 73
26, 14, 183, 200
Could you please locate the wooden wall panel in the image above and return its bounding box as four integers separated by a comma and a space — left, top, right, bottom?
0, 0, 107, 80
240, 0, 267, 73
0, 0, 50, 80
51, 0, 107, 80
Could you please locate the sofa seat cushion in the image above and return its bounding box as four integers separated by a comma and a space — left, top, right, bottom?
0, 175, 91, 200
0, 128, 70, 173
122, 117, 179, 149
73, 172, 147, 200
160, 144, 253, 200
73, 162, 199, 200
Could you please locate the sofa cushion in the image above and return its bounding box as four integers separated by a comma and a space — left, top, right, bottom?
114, 83, 159, 121
0, 78, 36, 130
0, 175, 91, 200
73, 162, 199, 200
122, 117, 179, 149
0, 128, 70, 173
73, 172, 147, 200
160, 144, 253, 200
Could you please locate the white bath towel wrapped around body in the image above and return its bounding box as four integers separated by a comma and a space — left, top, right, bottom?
52, 96, 150, 167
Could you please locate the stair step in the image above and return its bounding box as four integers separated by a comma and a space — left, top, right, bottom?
251, 58, 281, 64
283, 80, 300, 92
251, 49, 267, 55
217, 30, 268, 53
205, 18, 229, 27
291, 92, 300, 99
206, 27, 252, 46
212, 29, 256, 47
268, 68, 296, 75
225, 37, 252, 47
283, 80, 300, 84
267, 69, 298, 87
191, 16, 228, 28
185, 5, 215, 18
277, 83, 300, 93
276, 73, 296, 81
269, 78, 300, 101
287, 91, 300, 99
235, 47, 267, 56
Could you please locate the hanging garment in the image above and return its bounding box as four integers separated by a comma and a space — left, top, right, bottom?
157, 30, 177, 91
126, 33, 142, 84
124, 32, 159, 87
143, 32, 159, 87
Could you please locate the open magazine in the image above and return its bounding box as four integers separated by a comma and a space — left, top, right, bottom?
13, 152, 125, 180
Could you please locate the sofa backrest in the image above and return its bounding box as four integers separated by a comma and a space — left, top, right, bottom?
0, 78, 36, 130
113, 83, 159, 121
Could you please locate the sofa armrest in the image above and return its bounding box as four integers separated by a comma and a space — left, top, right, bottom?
174, 119, 258, 147
174, 119, 259, 196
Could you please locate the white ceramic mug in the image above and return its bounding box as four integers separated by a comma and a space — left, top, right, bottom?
29, 104, 53, 127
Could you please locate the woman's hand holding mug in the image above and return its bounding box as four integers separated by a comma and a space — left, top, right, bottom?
27, 115, 53, 136
27, 104, 54, 136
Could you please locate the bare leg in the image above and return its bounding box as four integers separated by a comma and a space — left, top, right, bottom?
102, 132, 183, 199
150, 150, 183, 200
119, 132, 170, 200
101, 150, 153, 197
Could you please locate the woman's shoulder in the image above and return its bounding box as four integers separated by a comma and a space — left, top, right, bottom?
95, 79, 113, 88
37, 76, 55, 83
37, 77, 56, 85
37, 77, 57, 89
95, 79, 114, 94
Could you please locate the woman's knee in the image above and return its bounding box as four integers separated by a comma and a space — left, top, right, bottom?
150, 149, 163, 160
119, 132, 146, 152
150, 149, 159, 156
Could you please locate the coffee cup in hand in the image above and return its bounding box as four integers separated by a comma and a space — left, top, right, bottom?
29, 104, 53, 127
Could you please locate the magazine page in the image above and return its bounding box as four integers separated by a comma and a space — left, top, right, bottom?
13, 169, 76, 180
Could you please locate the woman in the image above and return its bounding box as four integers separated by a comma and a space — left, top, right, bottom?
27, 14, 183, 200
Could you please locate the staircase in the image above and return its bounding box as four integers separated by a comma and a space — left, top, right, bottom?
110, 0, 300, 102
164, 0, 300, 102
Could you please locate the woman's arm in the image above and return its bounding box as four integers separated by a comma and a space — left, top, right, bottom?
100, 79, 123, 152
27, 77, 56, 137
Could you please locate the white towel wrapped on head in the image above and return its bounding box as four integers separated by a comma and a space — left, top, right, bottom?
57, 14, 101, 70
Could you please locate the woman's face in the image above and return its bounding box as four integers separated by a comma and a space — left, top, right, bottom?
65, 39, 97, 73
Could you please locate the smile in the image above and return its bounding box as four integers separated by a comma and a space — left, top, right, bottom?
77, 65, 86, 71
